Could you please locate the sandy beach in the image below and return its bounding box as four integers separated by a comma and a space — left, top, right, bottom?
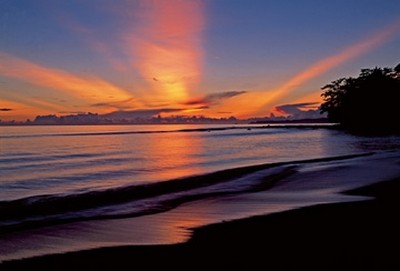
1, 175, 399, 270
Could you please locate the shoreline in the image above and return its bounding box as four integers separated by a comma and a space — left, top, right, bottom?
0, 151, 373, 235
2, 176, 400, 270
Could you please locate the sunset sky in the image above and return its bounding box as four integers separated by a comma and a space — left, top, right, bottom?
1, 0, 400, 121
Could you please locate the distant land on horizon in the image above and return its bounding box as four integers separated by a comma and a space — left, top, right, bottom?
0, 111, 329, 126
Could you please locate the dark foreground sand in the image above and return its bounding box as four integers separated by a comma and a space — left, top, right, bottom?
2, 178, 399, 271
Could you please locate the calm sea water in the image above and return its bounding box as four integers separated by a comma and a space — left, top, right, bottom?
2, 124, 400, 261
0, 124, 391, 199
1, 124, 400, 229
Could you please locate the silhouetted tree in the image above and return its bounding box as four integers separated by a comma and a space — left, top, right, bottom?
395, 63, 400, 73
320, 64, 400, 134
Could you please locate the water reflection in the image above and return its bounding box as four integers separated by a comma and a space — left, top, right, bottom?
145, 130, 204, 181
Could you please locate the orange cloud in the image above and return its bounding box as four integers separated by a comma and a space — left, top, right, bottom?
130, 0, 204, 104
0, 98, 56, 121
218, 18, 400, 118
207, 90, 280, 118
0, 52, 139, 111
237, 19, 400, 117
290, 90, 323, 105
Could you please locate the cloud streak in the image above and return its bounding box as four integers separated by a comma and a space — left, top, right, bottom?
101, 107, 210, 120
61, 16, 130, 72
250, 19, 400, 116
91, 98, 138, 110
183, 90, 247, 106
214, 17, 400, 119
0, 98, 58, 121
275, 102, 319, 115
274, 102, 324, 119
0, 52, 140, 111
130, 0, 204, 103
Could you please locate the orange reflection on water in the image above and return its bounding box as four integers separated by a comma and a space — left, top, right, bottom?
145, 128, 204, 181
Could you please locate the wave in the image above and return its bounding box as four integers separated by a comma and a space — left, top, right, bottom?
0, 152, 372, 233
0, 125, 330, 139
0, 126, 237, 139
0, 152, 107, 165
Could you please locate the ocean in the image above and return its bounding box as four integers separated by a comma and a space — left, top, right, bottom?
1, 124, 400, 261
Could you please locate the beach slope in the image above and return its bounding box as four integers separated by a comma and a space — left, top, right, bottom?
2, 177, 399, 270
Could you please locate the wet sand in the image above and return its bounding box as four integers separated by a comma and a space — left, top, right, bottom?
2, 177, 399, 271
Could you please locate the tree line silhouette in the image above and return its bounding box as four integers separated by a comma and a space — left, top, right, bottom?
320, 63, 400, 135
